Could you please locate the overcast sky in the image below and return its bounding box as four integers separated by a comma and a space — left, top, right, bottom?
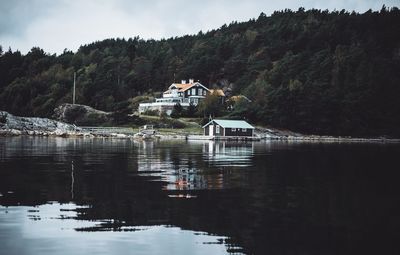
1, 0, 398, 54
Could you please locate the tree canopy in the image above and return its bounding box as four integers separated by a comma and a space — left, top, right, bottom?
1, 7, 400, 136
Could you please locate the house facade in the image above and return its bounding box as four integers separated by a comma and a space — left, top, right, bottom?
139, 79, 211, 115
203, 119, 255, 138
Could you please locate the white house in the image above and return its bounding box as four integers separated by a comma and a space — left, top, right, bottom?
139, 79, 211, 115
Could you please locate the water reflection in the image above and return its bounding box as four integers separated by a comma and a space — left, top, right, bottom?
203, 141, 254, 167
0, 203, 239, 255
71, 161, 74, 200
1, 137, 400, 255
136, 141, 254, 191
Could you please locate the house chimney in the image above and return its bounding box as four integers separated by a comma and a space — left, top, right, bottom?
181, 80, 186, 84
189, 78, 194, 84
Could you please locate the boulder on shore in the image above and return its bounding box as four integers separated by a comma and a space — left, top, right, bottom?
53, 103, 112, 125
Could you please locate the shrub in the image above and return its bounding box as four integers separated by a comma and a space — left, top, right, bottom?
64, 106, 87, 123
142, 109, 160, 116
0, 113, 7, 124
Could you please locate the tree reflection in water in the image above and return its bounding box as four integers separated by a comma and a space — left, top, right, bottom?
1, 137, 400, 255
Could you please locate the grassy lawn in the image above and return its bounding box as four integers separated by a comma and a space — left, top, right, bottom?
138, 115, 160, 121
137, 114, 203, 135
156, 127, 203, 135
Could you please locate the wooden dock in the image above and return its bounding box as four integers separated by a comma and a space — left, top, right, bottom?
187, 135, 261, 141
138, 125, 156, 135
79, 126, 135, 135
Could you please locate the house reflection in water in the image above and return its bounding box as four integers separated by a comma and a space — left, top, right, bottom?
136, 141, 209, 191
136, 141, 254, 191
203, 141, 254, 167
164, 167, 210, 191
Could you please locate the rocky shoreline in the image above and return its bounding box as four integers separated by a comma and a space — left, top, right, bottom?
254, 127, 400, 143
0, 111, 81, 137
0, 111, 148, 139
1, 111, 399, 143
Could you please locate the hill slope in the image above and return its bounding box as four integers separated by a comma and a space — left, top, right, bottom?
1, 7, 400, 136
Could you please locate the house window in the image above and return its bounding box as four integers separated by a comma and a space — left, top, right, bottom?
242, 128, 247, 132
191, 88, 196, 95
188, 90, 191, 96
232, 128, 236, 132
216, 125, 220, 134
203, 90, 206, 96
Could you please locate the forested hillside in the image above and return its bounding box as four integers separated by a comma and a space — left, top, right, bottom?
1, 7, 400, 136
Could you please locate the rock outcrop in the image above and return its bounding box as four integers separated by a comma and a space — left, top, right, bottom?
0, 111, 80, 136
53, 103, 111, 125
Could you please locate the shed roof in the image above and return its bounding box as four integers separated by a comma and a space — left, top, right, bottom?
203, 119, 255, 129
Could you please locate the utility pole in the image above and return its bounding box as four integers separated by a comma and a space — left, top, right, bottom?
117, 64, 120, 86
73, 72, 76, 104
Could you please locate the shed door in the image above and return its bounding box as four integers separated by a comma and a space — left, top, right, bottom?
209, 125, 214, 136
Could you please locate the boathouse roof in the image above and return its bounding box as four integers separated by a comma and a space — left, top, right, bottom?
202, 119, 255, 129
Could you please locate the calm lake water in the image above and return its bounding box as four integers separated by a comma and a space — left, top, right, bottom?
1, 137, 400, 255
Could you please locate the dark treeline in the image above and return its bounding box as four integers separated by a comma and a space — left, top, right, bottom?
1, 7, 400, 136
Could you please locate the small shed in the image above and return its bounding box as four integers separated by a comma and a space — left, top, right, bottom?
203, 119, 255, 137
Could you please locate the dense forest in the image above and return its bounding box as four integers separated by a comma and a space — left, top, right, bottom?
1, 7, 400, 136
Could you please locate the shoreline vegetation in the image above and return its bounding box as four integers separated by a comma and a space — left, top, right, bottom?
1, 111, 399, 143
